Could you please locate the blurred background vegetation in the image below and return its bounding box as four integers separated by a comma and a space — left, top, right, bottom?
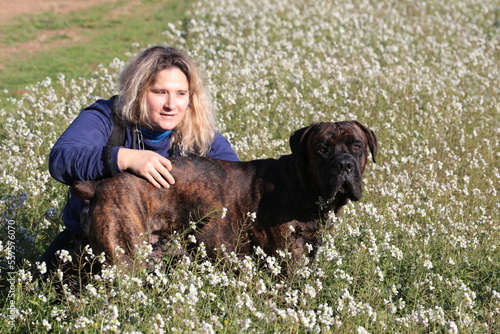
0, 0, 187, 102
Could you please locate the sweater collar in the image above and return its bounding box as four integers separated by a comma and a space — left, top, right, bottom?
140, 126, 172, 143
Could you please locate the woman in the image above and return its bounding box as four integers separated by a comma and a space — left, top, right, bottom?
40, 46, 239, 271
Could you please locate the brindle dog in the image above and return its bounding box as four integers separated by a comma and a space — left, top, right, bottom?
72, 121, 377, 271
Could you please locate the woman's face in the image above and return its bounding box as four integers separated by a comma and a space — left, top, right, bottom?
145, 67, 190, 132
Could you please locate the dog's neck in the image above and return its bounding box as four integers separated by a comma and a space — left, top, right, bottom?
277, 155, 334, 220
284, 154, 352, 220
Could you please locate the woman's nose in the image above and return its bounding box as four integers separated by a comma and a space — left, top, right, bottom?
164, 94, 175, 109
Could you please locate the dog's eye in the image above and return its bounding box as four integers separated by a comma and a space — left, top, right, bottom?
353, 144, 362, 151
318, 146, 328, 154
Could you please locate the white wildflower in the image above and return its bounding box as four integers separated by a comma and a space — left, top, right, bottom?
221, 207, 228, 218
56, 249, 72, 263
42, 319, 52, 331
357, 326, 370, 334
36, 261, 47, 275
188, 234, 197, 244
423, 259, 433, 269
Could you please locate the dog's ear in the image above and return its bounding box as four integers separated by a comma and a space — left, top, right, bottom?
351, 120, 378, 163
289, 122, 319, 155
71, 180, 98, 200
289, 123, 321, 186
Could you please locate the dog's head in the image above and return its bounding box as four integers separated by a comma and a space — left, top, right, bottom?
290, 121, 377, 206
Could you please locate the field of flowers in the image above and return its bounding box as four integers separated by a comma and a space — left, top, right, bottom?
1, 0, 499, 332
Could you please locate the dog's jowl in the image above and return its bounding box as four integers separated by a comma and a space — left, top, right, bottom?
72, 121, 378, 273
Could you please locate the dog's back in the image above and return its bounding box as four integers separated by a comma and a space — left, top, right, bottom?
71, 156, 277, 261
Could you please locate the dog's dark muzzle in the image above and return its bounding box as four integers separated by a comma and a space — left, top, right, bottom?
333, 156, 355, 174
326, 156, 363, 201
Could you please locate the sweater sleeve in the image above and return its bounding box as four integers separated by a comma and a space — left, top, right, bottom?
208, 133, 240, 161
49, 99, 116, 185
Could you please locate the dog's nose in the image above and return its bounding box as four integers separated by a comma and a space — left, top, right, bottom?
334, 157, 353, 173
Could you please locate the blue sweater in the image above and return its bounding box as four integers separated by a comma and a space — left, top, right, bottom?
49, 97, 239, 233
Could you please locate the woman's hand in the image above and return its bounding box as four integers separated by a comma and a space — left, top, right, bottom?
117, 148, 175, 188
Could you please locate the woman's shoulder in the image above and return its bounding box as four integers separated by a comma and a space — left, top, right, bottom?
82, 95, 117, 116
211, 131, 229, 146
210, 132, 239, 161
65, 96, 120, 134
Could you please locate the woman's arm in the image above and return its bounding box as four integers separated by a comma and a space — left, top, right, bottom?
49, 100, 115, 185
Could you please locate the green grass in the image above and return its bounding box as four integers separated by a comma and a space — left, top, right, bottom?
0, 0, 188, 99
